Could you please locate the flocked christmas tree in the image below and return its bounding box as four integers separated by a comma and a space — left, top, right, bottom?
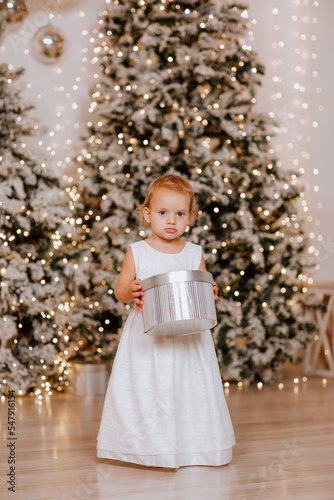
65, 0, 316, 383
0, 64, 72, 395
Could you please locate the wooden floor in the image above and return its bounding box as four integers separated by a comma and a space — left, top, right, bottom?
1, 365, 333, 500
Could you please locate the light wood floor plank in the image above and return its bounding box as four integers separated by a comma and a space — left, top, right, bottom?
1, 368, 333, 500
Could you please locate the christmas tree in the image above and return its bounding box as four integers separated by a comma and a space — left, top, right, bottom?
0, 64, 72, 395
67, 0, 316, 382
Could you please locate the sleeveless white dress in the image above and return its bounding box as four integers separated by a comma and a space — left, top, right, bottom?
96, 240, 236, 468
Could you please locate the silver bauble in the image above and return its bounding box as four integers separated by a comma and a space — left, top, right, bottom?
0, 0, 28, 23
31, 24, 66, 64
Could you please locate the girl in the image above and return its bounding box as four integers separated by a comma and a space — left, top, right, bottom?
97, 174, 236, 468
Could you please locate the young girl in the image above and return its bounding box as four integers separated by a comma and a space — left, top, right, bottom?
97, 174, 236, 468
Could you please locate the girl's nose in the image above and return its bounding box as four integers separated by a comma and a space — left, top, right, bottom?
167, 214, 176, 224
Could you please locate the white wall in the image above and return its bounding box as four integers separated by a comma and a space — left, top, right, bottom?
1, 0, 333, 281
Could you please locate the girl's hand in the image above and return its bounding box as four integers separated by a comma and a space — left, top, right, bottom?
131, 279, 144, 311
213, 281, 218, 301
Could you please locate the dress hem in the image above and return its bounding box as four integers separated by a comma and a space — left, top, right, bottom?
97, 447, 233, 468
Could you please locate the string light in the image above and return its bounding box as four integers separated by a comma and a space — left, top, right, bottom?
249, 1, 322, 272
1, 1, 327, 397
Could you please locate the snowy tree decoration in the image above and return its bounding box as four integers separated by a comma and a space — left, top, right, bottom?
67, 0, 316, 383
0, 64, 72, 395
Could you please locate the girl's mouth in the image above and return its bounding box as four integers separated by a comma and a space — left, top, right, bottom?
165, 228, 177, 233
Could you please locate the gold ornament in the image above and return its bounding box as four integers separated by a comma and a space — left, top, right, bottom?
31, 24, 66, 64
0, 0, 28, 23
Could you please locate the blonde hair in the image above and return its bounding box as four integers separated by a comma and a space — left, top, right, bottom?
138, 174, 198, 228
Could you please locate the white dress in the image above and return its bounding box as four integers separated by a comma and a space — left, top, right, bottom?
96, 240, 236, 468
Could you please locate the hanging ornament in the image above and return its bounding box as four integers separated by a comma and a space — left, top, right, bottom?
31, 24, 66, 64
0, 0, 28, 23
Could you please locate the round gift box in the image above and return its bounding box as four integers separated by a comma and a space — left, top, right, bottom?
141, 270, 217, 336
67, 362, 109, 396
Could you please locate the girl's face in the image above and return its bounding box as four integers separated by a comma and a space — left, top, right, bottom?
143, 187, 193, 242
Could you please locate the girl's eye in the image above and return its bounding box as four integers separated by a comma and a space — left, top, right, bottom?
159, 210, 166, 215
177, 212, 185, 217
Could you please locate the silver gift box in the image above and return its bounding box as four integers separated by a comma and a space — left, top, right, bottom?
141, 270, 217, 336
68, 362, 109, 396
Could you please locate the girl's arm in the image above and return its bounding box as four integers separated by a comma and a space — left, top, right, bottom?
114, 248, 144, 310
199, 255, 218, 301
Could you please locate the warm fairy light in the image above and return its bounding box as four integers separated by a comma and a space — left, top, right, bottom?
2, 0, 325, 397
249, 1, 322, 269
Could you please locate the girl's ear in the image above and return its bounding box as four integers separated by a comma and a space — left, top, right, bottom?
143, 207, 151, 223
